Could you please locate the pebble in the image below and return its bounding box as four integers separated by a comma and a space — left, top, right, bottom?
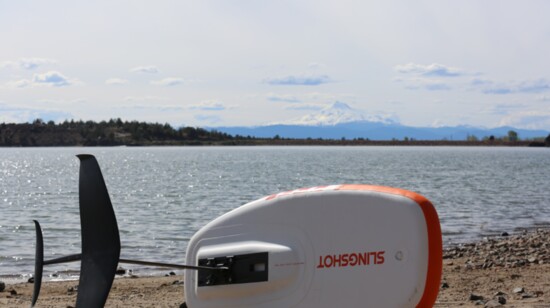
116, 267, 126, 275
443, 229, 550, 306
513, 287, 524, 294
28, 277, 35, 283
444, 229, 550, 269
441, 282, 449, 289
0, 281, 5, 292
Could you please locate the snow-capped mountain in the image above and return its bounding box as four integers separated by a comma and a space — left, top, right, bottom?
276, 102, 397, 126
211, 102, 549, 140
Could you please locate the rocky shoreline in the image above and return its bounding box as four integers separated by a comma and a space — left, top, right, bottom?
444, 229, 550, 269
1, 229, 549, 307
437, 228, 550, 307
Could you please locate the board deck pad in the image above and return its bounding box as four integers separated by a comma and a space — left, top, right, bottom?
185, 185, 442, 308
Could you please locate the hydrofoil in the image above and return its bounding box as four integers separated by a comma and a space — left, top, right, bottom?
30, 155, 442, 307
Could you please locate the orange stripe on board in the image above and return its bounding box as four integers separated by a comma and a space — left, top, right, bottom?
337, 184, 443, 308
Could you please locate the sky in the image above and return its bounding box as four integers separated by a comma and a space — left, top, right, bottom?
1, 0, 550, 130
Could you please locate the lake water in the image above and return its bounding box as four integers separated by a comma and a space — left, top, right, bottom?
1, 146, 549, 281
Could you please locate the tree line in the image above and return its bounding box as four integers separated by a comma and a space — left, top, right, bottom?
0, 119, 549, 147
0, 118, 237, 146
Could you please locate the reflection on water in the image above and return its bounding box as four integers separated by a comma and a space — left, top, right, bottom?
1, 146, 549, 279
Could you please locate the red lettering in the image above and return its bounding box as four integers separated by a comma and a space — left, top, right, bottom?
349, 253, 358, 266
358, 252, 367, 266
317, 256, 324, 268
370, 252, 378, 264
324, 255, 333, 268
341, 253, 349, 267
377, 251, 385, 264
316, 250, 385, 270
333, 254, 341, 267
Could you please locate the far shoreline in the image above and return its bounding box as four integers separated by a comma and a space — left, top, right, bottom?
2, 119, 549, 147
1, 140, 548, 147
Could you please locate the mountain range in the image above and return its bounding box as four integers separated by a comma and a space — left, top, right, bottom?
213, 102, 549, 141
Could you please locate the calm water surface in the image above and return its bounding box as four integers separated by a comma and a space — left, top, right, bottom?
1, 146, 549, 280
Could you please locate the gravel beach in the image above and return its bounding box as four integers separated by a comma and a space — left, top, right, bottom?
2, 229, 549, 307
436, 228, 550, 307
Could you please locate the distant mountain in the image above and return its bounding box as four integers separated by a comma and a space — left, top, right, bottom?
213, 102, 549, 141
273, 102, 397, 126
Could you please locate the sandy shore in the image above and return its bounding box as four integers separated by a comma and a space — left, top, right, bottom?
2, 229, 549, 307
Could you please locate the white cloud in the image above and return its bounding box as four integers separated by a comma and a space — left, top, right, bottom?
265, 74, 331, 86
158, 105, 185, 112
476, 79, 550, 95
32, 71, 73, 87
470, 78, 492, 86
130, 65, 160, 74
5, 71, 76, 88
499, 110, 550, 130
516, 79, 550, 93
2, 58, 56, 70
4, 2, 550, 128
189, 100, 226, 111
483, 103, 527, 116
536, 95, 550, 102
150, 77, 184, 86
395, 63, 464, 77
105, 78, 128, 85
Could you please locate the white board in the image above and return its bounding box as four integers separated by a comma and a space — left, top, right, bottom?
184, 185, 442, 308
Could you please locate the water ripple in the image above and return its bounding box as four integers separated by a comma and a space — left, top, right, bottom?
1, 146, 549, 278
